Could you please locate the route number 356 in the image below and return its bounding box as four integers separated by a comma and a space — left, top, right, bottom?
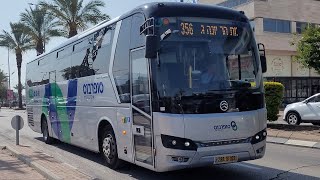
181, 22, 194, 36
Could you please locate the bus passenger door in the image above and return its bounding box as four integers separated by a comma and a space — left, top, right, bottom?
48, 71, 59, 140
130, 48, 155, 168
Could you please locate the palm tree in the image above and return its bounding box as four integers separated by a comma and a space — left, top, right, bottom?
20, 6, 63, 55
14, 84, 25, 91
0, 23, 34, 109
40, 0, 110, 38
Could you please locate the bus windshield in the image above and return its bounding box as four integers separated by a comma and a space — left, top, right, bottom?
154, 17, 260, 98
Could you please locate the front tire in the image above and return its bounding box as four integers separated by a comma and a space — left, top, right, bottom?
100, 126, 123, 169
41, 118, 54, 144
286, 112, 301, 125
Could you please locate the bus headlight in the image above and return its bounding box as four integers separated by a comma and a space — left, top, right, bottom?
172, 140, 177, 146
184, 141, 190, 147
251, 129, 267, 144
161, 134, 197, 151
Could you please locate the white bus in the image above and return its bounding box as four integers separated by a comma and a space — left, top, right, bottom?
26, 2, 268, 172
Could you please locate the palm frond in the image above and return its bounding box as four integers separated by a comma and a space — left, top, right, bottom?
79, 0, 105, 17
39, 0, 70, 22
40, 0, 109, 37
20, 4, 64, 52
0, 30, 17, 49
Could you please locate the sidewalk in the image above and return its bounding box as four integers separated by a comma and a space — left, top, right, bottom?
0, 136, 94, 180
0, 146, 45, 180
267, 110, 320, 149
5, 145, 94, 180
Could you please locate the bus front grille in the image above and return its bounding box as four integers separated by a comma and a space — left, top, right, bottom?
196, 138, 251, 148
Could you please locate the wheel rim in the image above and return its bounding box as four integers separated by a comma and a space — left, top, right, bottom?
288, 114, 298, 124
102, 134, 116, 162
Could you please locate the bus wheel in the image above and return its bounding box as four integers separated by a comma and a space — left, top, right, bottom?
101, 126, 123, 169
41, 118, 54, 144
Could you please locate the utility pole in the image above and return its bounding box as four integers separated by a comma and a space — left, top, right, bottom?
7, 46, 10, 90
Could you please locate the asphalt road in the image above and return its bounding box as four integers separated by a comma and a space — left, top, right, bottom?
0, 108, 320, 180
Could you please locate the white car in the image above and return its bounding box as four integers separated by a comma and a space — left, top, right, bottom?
283, 93, 320, 126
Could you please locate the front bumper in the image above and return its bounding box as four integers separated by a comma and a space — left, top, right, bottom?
154, 136, 266, 172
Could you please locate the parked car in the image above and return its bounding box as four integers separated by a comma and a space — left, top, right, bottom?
283, 93, 320, 126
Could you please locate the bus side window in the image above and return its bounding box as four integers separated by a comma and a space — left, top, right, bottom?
130, 13, 145, 49
113, 17, 132, 103
56, 46, 72, 81
70, 25, 115, 79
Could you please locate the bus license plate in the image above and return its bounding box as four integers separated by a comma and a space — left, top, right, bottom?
214, 155, 238, 164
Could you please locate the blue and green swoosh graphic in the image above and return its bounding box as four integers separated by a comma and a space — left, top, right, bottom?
42, 79, 78, 143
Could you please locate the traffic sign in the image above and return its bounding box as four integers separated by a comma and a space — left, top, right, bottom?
11, 115, 24, 145
11, 115, 24, 130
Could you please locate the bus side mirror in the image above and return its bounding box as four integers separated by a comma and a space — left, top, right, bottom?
145, 35, 158, 58
260, 55, 267, 73
257, 43, 267, 73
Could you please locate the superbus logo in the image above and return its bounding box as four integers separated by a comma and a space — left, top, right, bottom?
83, 82, 104, 95
214, 121, 238, 131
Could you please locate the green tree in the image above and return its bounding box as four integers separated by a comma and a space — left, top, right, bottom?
0, 70, 7, 103
40, 0, 109, 38
0, 69, 6, 83
20, 6, 63, 55
292, 25, 320, 73
0, 23, 34, 109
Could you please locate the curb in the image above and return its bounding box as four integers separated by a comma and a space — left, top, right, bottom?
5, 146, 63, 180
267, 136, 320, 149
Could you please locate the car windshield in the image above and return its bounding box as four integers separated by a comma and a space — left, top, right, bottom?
154, 17, 260, 98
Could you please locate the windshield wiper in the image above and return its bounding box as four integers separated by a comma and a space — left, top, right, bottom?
208, 88, 235, 92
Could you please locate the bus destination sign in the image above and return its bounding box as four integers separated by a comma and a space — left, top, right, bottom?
179, 21, 240, 38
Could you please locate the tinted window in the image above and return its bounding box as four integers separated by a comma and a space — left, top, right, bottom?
131, 49, 150, 114
57, 48, 69, 59
263, 18, 291, 33
278, 20, 291, 33
113, 17, 132, 103
296, 22, 317, 34
26, 58, 50, 87
263, 19, 277, 32
309, 95, 320, 103
56, 46, 72, 81
70, 25, 115, 79
73, 40, 87, 52
130, 13, 145, 49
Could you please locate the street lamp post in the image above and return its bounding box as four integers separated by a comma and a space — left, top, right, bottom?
7, 46, 10, 90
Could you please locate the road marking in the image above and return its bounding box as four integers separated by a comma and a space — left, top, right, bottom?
234, 163, 262, 170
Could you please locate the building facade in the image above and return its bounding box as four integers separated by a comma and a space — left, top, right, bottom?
200, 0, 320, 104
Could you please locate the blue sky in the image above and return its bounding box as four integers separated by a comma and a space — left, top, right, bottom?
0, 0, 193, 92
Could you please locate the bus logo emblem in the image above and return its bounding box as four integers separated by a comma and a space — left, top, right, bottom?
220, 101, 229, 112
231, 121, 237, 131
